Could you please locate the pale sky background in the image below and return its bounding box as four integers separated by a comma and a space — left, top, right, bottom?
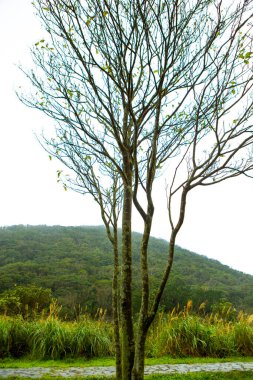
0, 0, 253, 275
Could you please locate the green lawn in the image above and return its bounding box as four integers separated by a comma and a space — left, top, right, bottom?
148, 374, 253, 380
1, 356, 252, 380
1, 356, 253, 368
0, 372, 253, 380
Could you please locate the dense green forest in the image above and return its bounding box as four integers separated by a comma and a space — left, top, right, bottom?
0, 225, 252, 318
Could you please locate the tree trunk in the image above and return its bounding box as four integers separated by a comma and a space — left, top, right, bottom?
132, 328, 148, 380
121, 158, 134, 380
132, 216, 153, 380
131, 187, 189, 379
112, 231, 122, 380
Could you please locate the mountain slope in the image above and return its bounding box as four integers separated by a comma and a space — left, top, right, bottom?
0, 225, 252, 316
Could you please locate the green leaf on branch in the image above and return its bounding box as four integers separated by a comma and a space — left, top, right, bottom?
245, 52, 252, 59
57, 170, 62, 179
102, 63, 112, 74
67, 89, 73, 98
238, 51, 252, 63
103, 11, 109, 17
86, 17, 94, 27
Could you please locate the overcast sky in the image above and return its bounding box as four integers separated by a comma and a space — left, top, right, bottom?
0, 0, 253, 275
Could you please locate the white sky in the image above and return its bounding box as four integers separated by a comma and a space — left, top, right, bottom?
0, 0, 253, 275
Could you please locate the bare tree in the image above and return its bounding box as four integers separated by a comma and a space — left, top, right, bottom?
19, 0, 253, 379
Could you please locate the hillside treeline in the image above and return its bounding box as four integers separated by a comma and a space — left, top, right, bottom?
0, 225, 252, 318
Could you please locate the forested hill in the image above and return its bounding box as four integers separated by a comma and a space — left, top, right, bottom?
0, 225, 252, 316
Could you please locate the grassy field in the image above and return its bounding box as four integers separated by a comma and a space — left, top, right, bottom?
0, 372, 253, 380
0, 304, 252, 361
1, 356, 253, 368
1, 306, 252, 379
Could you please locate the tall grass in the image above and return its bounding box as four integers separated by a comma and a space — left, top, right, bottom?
0, 313, 114, 359
145, 303, 253, 358
0, 317, 29, 358
30, 318, 72, 359
71, 319, 113, 358
0, 303, 252, 359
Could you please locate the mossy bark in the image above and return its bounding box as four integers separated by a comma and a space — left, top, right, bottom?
112, 231, 122, 380
132, 329, 148, 380
121, 157, 134, 380
132, 221, 152, 380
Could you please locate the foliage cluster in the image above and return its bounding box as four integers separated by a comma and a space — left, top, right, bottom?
0, 226, 253, 319
0, 305, 252, 360
0, 285, 52, 319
